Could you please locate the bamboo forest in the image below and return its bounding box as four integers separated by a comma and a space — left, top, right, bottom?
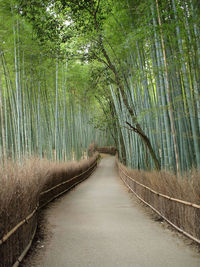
1, 0, 200, 266
0, 0, 199, 173
1, 0, 200, 173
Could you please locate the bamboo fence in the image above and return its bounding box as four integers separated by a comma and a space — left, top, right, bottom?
96, 146, 117, 155
0, 156, 99, 267
117, 160, 200, 244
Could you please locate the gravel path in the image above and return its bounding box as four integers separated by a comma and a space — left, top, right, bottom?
23, 156, 200, 267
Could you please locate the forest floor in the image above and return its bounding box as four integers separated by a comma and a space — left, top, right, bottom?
22, 155, 200, 267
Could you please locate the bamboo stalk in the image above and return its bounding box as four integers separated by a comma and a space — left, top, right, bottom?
155, 0, 180, 175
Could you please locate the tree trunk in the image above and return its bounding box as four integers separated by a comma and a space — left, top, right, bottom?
98, 38, 161, 169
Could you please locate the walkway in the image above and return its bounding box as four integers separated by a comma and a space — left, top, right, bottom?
24, 156, 200, 267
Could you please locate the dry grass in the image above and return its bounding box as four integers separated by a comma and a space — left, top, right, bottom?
121, 165, 200, 205
0, 152, 99, 240
88, 143, 97, 157
0, 153, 99, 266
42, 153, 98, 191
0, 158, 46, 237
118, 161, 200, 242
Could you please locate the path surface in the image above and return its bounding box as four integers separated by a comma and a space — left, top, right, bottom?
24, 156, 200, 267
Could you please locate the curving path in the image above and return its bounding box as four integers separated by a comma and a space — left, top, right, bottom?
23, 156, 200, 267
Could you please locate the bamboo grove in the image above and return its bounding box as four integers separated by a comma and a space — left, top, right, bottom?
0, 0, 200, 174
65, 0, 200, 173
70, 0, 200, 173
107, 0, 200, 173
0, 0, 112, 162
49, 0, 199, 174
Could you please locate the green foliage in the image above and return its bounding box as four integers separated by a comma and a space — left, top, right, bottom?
1, 0, 200, 173
0, 0, 113, 163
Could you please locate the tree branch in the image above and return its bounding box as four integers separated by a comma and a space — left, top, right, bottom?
126, 121, 146, 139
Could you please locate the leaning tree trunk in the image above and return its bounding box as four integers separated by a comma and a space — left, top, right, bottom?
99, 38, 161, 169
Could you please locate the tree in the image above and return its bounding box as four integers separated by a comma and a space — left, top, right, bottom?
58, 0, 161, 169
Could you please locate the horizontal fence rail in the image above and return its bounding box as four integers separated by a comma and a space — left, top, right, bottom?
39, 160, 98, 209
40, 160, 97, 196
0, 205, 38, 246
0, 156, 99, 267
117, 160, 200, 245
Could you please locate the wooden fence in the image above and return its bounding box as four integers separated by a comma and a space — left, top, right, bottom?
117, 160, 200, 244
0, 156, 99, 267
96, 146, 116, 155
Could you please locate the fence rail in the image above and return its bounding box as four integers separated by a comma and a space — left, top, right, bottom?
117, 161, 200, 245
39, 160, 98, 209
40, 160, 97, 196
0, 205, 38, 246
0, 156, 99, 267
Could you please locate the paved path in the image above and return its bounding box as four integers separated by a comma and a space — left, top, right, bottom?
24, 156, 200, 267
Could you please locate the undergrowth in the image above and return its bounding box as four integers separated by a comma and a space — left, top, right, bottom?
0, 153, 99, 238
122, 164, 200, 204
